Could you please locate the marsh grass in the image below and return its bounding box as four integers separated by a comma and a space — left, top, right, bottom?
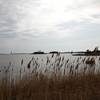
0, 54, 100, 100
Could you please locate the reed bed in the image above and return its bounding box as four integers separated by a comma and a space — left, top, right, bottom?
0, 53, 100, 100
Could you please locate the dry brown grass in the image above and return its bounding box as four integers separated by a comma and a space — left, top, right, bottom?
0, 54, 100, 100
1, 73, 100, 100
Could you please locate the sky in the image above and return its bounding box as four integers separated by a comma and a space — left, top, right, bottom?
0, 0, 100, 53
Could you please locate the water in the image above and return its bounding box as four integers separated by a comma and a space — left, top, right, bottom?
0, 54, 100, 80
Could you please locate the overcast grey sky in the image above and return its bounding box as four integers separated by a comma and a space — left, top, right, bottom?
0, 0, 100, 53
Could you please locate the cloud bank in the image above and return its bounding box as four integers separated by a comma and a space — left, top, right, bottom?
0, 0, 100, 52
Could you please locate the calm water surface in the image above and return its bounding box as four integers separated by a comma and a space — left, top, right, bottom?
0, 54, 100, 79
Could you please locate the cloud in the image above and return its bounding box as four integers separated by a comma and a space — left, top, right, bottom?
0, 0, 100, 52
0, 33, 17, 38
0, 0, 100, 39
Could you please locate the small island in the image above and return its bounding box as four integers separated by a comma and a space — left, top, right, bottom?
32, 50, 45, 54
49, 51, 59, 54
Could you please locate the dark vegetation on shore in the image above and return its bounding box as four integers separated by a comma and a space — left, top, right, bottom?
8, 46, 100, 56
0, 53, 100, 100
32, 51, 45, 54
33, 47, 100, 56
73, 46, 100, 56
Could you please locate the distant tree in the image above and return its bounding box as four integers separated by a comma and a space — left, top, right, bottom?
94, 46, 99, 52
49, 51, 59, 54
86, 49, 91, 52
71, 50, 73, 54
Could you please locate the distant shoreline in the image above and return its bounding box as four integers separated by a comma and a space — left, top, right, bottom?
1, 51, 100, 56
72, 51, 100, 56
